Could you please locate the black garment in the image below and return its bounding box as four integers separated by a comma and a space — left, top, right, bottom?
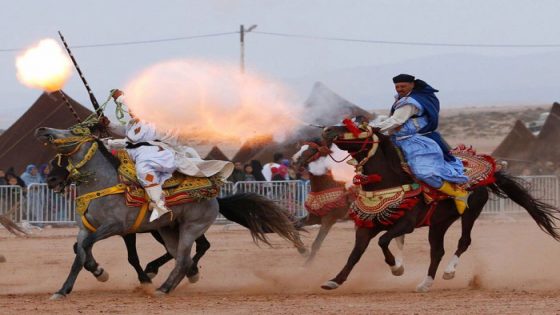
250, 160, 266, 181
228, 169, 246, 183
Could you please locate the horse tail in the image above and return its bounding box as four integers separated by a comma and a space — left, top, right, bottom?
489, 171, 560, 241
217, 193, 304, 248
0, 214, 26, 236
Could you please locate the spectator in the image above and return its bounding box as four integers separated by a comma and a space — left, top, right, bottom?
244, 164, 256, 181
20, 164, 42, 187
5, 172, 25, 188
228, 162, 246, 183
250, 160, 266, 181
38, 163, 50, 183
262, 153, 285, 181
0, 169, 6, 185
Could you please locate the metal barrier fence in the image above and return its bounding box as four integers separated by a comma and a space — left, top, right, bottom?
0, 176, 557, 225
482, 175, 559, 214
0, 185, 23, 222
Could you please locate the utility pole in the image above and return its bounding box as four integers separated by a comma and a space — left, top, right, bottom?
240, 24, 257, 73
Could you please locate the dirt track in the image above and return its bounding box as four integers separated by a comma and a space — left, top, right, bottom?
1, 216, 560, 314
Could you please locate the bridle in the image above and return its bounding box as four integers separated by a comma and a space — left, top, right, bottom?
50, 128, 98, 184
331, 122, 380, 173
300, 141, 332, 165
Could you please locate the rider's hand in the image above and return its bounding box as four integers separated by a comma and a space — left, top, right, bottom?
98, 115, 111, 127
111, 89, 124, 101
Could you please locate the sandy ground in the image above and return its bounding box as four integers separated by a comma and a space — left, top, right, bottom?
1, 215, 560, 314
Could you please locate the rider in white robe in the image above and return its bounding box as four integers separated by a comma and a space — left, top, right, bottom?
104, 90, 234, 222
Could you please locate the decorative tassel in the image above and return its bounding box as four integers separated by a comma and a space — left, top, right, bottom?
343, 118, 362, 138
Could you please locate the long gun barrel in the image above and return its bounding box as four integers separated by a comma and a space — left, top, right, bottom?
58, 31, 102, 117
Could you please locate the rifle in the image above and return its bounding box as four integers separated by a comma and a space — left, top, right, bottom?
58, 31, 102, 117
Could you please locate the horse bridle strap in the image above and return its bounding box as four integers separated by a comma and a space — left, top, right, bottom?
76, 183, 149, 234
54, 139, 98, 183
302, 142, 331, 163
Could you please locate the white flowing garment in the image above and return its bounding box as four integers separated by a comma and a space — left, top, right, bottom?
109, 119, 233, 186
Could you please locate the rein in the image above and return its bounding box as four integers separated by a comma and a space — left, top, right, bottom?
331, 125, 380, 173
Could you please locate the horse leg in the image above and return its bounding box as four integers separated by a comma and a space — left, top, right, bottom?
156, 223, 203, 294
444, 189, 487, 280
304, 214, 337, 265
321, 226, 380, 290
122, 234, 152, 284
378, 214, 416, 276
293, 214, 321, 256
81, 223, 122, 282
416, 215, 456, 293
144, 230, 173, 279
50, 228, 89, 300
186, 234, 211, 283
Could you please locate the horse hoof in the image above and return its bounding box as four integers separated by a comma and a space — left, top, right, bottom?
146, 272, 157, 279
321, 280, 340, 290
49, 293, 65, 300
415, 285, 430, 293
415, 283, 432, 293
442, 271, 455, 280
154, 289, 167, 297
391, 264, 404, 276
96, 269, 109, 282
297, 247, 309, 256
0, 255, 6, 263
188, 273, 200, 283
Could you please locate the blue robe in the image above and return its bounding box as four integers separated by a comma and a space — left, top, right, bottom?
390, 92, 467, 188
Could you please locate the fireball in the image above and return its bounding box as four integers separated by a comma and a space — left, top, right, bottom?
16, 38, 72, 92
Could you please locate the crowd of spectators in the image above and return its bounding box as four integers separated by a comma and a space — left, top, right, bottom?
227, 152, 310, 184
0, 163, 51, 188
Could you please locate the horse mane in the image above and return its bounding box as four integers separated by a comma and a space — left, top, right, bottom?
95, 139, 121, 170
376, 132, 410, 180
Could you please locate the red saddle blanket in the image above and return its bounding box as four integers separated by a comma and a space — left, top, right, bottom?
418, 145, 498, 203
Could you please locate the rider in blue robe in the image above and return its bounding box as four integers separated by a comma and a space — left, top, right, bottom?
374, 74, 469, 214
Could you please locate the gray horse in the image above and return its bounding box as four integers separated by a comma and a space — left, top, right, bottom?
35, 127, 303, 299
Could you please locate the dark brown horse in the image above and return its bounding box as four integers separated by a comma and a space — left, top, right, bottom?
292, 139, 354, 264
320, 118, 560, 292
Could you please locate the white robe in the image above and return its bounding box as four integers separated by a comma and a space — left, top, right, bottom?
109, 119, 233, 186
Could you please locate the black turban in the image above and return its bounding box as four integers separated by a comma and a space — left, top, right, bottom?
392, 74, 415, 83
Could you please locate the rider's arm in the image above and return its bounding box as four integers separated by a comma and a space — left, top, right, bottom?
107, 122, 126, 137
374, 105, 418, 133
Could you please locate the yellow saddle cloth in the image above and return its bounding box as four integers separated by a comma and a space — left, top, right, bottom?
115, 150, 222, 207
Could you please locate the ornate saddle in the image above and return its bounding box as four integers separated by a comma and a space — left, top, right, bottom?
115, 150, 222, 207
401, 144, 498, 203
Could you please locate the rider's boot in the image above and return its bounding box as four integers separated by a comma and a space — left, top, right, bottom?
437, 181, 469, 215
145, 185, 172, 222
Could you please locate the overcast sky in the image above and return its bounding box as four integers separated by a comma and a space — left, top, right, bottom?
1, 0, 560, 128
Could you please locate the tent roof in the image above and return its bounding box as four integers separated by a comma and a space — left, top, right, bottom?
204, 146, 229, 161
231, 134, 274, 163
0, 92, 93, 174
492, 120, 536, 160
534, 102, 560, 162
304, 82, 375, 125
241, 83, 373, 164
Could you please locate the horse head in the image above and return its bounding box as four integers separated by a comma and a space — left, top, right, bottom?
322, 116, 411, 190
292, 138, 331, 168
35, 126, 110, 191
46, 155, 71, 192
322, 116, 380, 164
